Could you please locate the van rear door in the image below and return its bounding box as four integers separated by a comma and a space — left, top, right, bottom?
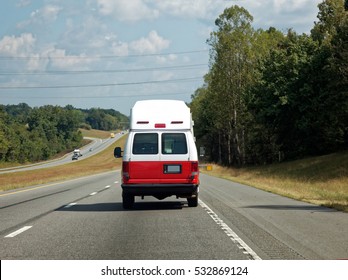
159, 132, 193, 184
128, 132, 161, 183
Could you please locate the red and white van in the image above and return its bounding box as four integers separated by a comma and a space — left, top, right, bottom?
114, 100, 199, 209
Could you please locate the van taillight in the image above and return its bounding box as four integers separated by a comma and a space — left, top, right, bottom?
122, 162, 130, 181
191, 161, 198, 172
190, 161, 199, 180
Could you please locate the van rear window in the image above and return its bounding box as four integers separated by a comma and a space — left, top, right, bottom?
162, 133, 187, 154
133, 133, 158, 154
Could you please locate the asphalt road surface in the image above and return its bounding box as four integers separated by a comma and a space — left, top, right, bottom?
0, 172, 347, 260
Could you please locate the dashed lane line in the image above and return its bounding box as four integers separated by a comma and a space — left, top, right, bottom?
5, 226, 32, 238
2, 182, 117, 238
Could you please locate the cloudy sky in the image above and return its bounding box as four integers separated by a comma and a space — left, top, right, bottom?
0, 0, 322, 115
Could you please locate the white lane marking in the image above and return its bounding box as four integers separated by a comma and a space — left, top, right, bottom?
64, 202, 77, 208
114, 181, 119, 184
5, 226, 32, 238
105, 185, 111, 189
90, 192, 97, 196
198, 199, 262, 260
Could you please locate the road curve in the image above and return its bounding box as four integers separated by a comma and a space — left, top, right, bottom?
0, 172, 347, 259
0, 133, 124, 174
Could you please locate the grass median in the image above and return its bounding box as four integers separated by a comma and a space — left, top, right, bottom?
202, 151, 348, 212
0, 135, 126, 192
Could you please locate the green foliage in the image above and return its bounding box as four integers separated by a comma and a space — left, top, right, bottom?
0, 105, 83, 163
81, 107, 129, 131
0, 103, 129, 164
191, 1, 348, 166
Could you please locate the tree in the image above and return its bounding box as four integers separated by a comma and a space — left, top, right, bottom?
250, 31, 323, 159
206, 5, 255, 166
191, 2, 347, 165
311, 0, 347, 44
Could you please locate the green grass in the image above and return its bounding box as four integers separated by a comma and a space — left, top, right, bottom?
203, 151, 348, 212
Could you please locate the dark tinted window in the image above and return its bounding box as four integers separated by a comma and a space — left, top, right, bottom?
133, 133, 158, 154
162, 133, 187, 154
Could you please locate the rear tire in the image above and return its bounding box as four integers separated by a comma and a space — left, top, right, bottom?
122, 192, 134, 209
187, 195, 198, 207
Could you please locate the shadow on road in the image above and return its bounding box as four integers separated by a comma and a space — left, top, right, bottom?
56, 201, 185, 212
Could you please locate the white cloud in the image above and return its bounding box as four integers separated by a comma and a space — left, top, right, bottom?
240, 0, 322, 33
273, 0, 314, 13
0, 33, 97, 71
96, 0, 159, 21
111, 41, 129, 56
16, 0, 31, 8
155, 0, 226, 20
37, 5, 62, 21
17, 4, 62, 28
156, 54, 177, 64
0, 33, 36, 56
47, 48, 96, 69
129, 30, 170, 54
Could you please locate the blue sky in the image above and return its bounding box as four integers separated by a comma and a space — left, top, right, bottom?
0, 0, 322, 115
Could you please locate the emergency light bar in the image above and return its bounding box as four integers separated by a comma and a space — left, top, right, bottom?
155, 123, 166, 128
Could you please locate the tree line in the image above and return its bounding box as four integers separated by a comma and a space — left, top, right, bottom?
0, 103, 129, 163
190, 0, 348, 166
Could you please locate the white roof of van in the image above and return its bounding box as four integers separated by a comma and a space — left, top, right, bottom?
130, 100, 192, 130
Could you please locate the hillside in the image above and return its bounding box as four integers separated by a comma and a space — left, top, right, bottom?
204, 151, 348, 212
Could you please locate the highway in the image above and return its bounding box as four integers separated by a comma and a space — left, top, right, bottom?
1, 172, 347, 260
0, 133, 124, 174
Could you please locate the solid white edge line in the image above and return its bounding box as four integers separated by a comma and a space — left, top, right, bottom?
198, 198, 262, 260
5, 226, 32, 238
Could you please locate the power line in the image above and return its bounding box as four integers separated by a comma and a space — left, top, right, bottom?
2, 92, 191, 99
0, 50, 209, 60
0, 63, 207, 76
0, 76, 202, 90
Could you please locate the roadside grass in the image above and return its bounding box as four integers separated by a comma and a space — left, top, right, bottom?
202, 151, 348, 212
79, 128, 116, 139
0, 135, 126, 192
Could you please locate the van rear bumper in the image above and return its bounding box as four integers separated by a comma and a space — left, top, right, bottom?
122, 184, 198, 196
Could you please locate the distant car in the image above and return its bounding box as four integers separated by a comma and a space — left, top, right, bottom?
72, 154, 79, 160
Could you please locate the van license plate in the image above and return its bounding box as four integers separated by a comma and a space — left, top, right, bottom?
164, 164, 181, 174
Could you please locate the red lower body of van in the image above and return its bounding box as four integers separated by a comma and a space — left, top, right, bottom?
121, 160, 199, 196
122, 161, 198, 184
